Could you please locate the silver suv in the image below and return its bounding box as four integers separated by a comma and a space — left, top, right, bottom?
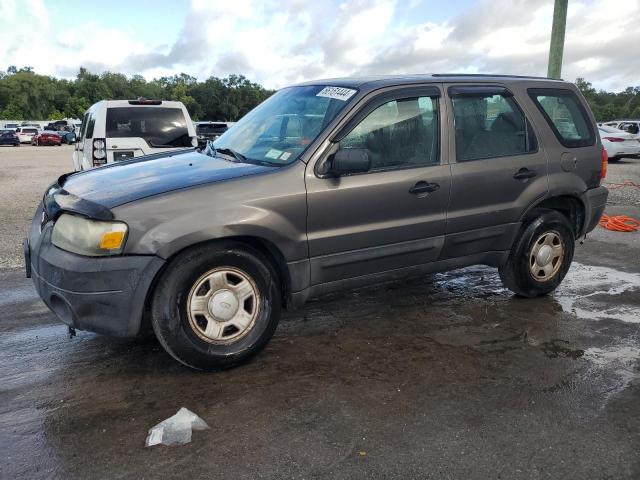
26, 74, 609, 370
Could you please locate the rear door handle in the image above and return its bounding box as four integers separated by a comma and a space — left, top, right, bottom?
409, 181, 440, 195
513, 168, 537, 181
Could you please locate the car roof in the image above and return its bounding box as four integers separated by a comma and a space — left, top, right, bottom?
292, 73, 567, 92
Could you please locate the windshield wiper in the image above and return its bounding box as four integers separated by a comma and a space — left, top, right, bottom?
205, 144, 282, 167
214, 147, 248, 163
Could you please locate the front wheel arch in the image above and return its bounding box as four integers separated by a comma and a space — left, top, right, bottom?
140, 236, 289, 335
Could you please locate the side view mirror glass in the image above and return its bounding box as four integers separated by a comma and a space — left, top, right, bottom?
330, 148, 371, 176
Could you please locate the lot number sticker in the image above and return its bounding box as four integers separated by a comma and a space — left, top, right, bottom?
317, 86, 357, 101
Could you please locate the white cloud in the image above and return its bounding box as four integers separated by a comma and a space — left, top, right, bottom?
1, 0, 639, 91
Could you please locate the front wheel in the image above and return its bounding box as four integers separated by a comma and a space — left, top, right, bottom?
499, 210, 575, 297
150, 242, 281, 370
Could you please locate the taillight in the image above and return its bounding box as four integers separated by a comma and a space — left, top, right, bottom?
603, 137, 624, 142
600, 147, 608, 180
92, 138, 107, 167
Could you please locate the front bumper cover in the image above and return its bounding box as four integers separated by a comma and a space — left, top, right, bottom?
27, 204, 165, 337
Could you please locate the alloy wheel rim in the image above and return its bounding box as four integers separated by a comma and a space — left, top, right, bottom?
186, 267, 260, 344
529, 230, 564, 282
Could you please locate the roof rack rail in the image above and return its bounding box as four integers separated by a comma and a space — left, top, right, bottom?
432, 73, 562, 80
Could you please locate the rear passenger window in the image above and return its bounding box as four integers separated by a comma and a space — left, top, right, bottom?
529, 89, 595, 148
340, 96, 439, 171
452, 93, 536, 162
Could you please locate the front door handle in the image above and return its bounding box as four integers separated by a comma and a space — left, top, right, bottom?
409, 181, 440, 195
513, 168, 537, 181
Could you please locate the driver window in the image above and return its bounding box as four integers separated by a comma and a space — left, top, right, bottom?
339, 96, 439, 171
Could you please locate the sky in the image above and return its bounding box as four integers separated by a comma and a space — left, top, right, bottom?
0, 0, 638, 91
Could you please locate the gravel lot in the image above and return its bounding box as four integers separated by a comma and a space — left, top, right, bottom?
0, 145, 75, 268
1, 146, 639, 479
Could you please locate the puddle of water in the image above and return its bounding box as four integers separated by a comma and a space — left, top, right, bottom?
555, 263, 640, 323
583, 342, 640, 398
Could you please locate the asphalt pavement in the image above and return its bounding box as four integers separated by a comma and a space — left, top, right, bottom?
1, 145, 639, 479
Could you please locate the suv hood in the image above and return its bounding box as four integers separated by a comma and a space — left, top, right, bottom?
61, 150, 273, 209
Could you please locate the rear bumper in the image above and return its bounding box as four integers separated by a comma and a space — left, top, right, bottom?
27, 206, 164, 337
580, 186, 608, 235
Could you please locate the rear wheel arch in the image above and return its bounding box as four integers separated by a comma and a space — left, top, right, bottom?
521, 195, 585, 238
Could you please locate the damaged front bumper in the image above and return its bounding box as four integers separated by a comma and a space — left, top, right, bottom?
26, 203, 164, 337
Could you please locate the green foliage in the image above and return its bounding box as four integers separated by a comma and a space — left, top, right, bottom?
576, 78, 640, 121
1, 67, 636, 124
0, 66, 274, 121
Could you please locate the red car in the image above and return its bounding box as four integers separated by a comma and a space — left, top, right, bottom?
31, 131, 62, 146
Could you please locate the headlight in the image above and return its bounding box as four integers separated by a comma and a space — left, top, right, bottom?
52, 214, 128, 256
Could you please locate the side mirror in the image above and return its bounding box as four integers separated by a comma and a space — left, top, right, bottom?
330, 148, 370, 176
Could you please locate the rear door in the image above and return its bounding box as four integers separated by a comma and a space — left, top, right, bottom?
73, 111, 92, 170
104, 106, 192, 162
442, 84, 548, 258
305, 86, 451, 285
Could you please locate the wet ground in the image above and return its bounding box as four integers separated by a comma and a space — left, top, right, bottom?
1, 147, 640, 479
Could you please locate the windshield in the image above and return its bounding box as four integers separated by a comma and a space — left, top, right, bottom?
106, 107, 191, 147
213, 85, 357, 165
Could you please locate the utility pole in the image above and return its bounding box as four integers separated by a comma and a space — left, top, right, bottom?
547, 0, 568, 79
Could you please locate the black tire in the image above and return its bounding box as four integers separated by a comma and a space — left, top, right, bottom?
608, 156, 619, 163
150, 242, 281, 370
499, 210, 575, 298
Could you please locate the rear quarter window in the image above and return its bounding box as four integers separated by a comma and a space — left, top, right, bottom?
528, 88, 595, 148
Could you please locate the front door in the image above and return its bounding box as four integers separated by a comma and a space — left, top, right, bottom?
441, 84, 549, 258
305, 87, 451, 285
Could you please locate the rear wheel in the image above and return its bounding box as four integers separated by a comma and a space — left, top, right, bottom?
499, 210, 575, 297
151, 242, 281, 370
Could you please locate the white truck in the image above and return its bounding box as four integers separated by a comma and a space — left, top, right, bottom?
73, 99, 197, 171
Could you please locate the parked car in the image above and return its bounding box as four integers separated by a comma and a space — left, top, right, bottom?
15, 126, 39, 143
598, 126, 640, 161
602, 120, 640, 136
195, 121, 230, 149
57, 130, 77, 144
72, 98, 197, 170
31, 130, 62, 146
44, 119, 77, 132
2, 123, 20, 131
26, 75, 608, 370
0, 130, 20, 146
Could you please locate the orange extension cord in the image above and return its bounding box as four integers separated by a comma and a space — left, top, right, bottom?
598, 181, 640, 232
599, 215, 640, 232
